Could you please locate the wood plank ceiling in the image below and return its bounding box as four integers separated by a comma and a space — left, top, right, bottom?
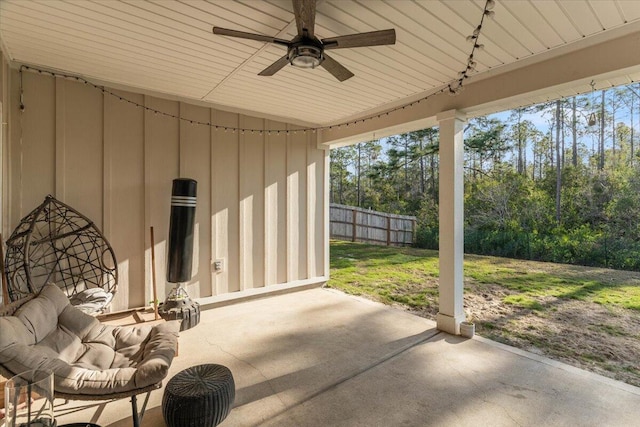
2, 0, 640, 126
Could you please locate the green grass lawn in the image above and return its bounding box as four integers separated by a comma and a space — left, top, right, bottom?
328, 240, 640, 311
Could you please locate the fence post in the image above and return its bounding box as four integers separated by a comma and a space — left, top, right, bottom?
352, 209, 357, 242
386, 216, 391, 246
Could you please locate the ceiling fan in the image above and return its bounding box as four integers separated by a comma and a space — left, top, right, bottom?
212, 0, 396, 82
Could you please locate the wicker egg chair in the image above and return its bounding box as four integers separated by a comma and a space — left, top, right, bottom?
4, 195, 117, 314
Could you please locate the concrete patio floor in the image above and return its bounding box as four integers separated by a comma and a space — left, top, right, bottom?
54, 287, 640, 426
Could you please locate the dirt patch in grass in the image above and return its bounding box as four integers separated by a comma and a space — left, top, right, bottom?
455, 284, 638, 385
395, 282, 640, 387
328, 241, 640, 387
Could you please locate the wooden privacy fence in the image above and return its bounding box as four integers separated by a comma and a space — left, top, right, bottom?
330, 204, 416, 246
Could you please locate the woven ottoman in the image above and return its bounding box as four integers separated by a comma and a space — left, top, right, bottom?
163, 364, 235, 427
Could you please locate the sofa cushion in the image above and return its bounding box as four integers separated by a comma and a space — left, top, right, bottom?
0, 283, 180, 396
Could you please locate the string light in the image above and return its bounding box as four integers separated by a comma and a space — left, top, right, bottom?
448, 0, 495, 96
18, 1, 493, 131
19, 67, 25, 112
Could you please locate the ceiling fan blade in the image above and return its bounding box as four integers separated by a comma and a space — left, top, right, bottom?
323, 29, 396, 50
292, 0, 316, 37
213, 27, 290, 46
258, 55, 290, 76
321, 54, 354, 82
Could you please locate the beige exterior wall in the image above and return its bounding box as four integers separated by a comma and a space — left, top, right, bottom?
2, 68, 328, 311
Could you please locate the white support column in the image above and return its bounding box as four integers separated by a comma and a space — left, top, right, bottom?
436, 109, 466, 335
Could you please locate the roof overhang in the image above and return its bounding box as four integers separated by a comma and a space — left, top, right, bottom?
321, 22, 640, 147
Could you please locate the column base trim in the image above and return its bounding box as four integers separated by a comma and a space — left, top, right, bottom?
437, 312, 466, 335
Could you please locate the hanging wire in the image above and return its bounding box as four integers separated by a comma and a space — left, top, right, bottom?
17, 0, 495, 133
588, 80, 597, 126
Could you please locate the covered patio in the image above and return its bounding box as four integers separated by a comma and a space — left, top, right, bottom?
2, 0, 640, 333
53, 287, 640, 426
1, 0, 640, 425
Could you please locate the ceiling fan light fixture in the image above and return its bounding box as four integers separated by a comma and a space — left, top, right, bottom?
288, 44, 323, 69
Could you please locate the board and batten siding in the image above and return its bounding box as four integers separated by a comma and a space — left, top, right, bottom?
4, 69, 328, 311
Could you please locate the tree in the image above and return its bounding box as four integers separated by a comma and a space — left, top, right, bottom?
330, 81, 640, 271
330, 146, 355, 204
464, 117, 508, 177
465, 170, 525, 230
353, 141, 378, 207
599, 90, 606, 170
408, 129, 439, 197
508, 118, 539, 176
572, 97, 578, 167
555, 99, 562, 223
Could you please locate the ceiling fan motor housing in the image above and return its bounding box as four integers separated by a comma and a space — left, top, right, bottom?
288, 36, 324, 69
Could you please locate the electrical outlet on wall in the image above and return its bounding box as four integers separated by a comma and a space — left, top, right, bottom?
213, 259, 224, 273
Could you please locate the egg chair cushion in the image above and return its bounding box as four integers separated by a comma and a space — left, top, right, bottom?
0, 283, 180, 396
